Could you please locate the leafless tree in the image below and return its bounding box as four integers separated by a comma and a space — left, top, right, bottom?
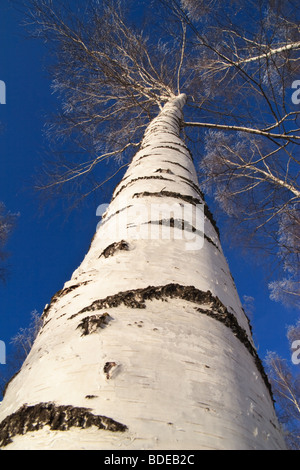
10, 310, 42, 358
265, 320, 300, 450
19, 0, 183, 201
162, 0, 300, 304
17, 0, 300, 303
0, 203, 17, 282
269, 205, 300, 308
0, 310, 42, 398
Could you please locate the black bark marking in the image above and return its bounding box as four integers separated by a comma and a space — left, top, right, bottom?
148, 217, 195, 229
41, 281, 92, 323
0, 402, 127, 447
2, 370, 20, 399
77, 313, 112, 336
134, 152, 170, 165
204, 205, 220, 238
162, 159, 193, 175
73, 283, 224, 314
144, 167, 204, 199
69, 283, 273, 402
112, 175, 174, 201
175, 174, 205, 199
100, 205, 133, 225
146, 217, 201, 236
194, 305, 273, 400
132, 190, 220, 237
133, 189, 201, 205
204, 234, 220, 250
110, 173, 131, 199
150, 145, 193, 160
144, 128, 178, 137
99, 240, 130, 259
112, 171, 203, 202
155, 168, 174, 175
157, 140, 191, 153
104, 362, 117, 379
145, 218, 219, 250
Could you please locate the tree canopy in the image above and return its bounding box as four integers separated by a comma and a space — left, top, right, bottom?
16, 0, 300, 306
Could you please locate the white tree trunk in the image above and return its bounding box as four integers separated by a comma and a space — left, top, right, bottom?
0, 95, 286, 450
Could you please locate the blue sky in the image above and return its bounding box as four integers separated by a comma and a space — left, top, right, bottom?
0, 0, 298, 377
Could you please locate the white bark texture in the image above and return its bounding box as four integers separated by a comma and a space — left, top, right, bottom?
0, 95, 286, 450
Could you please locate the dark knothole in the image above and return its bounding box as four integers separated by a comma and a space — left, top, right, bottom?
99, 240, 130, 259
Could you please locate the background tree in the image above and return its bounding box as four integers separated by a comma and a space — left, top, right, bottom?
0, 202, 17, 282
0, 311, 42, 399
265, 320, 300, 450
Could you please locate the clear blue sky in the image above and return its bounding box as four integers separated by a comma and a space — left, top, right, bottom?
0, 1, 298, 376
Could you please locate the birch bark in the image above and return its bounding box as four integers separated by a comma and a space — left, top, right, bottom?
0, 95, 286, 450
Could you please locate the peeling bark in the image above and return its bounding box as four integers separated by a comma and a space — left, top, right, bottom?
71, 283, 234, 314
77, 313, 112, 336
0, 403, 127, 447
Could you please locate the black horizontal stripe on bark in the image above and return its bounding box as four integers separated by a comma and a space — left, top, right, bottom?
100, 205, 133, 224
143, 138, 193, 156
161, 159, 194, 175
148, 144, 193, 160
68, 283, 272, 401
111, 175, 174, 201
41, 280, 92, 324
132, 190, 220, 237
112, 172, 203, 203
144, 219, 219, 250
0, 402, 127, 447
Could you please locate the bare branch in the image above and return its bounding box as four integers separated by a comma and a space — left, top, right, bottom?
184, 121, 300, 142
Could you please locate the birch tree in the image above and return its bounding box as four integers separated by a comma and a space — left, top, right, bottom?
0, 0, 293, 449
265, 320, 300, 450
21, 0, 300, 304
